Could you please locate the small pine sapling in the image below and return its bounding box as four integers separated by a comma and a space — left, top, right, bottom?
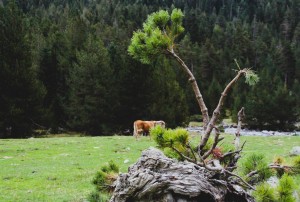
89, 161, 119, 201
277, 174, 296, 202
240, 153, 273, 184
253, 182, 276, 202
292, 156, 300, 174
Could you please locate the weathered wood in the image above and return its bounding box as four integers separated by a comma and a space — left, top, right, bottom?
168, 49, 209, 130
199, 69, 247, 153
110, 147, 254, 202
235, 107, 245, 149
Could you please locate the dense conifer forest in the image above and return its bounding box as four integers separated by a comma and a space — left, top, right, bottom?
0, 0, 299, 137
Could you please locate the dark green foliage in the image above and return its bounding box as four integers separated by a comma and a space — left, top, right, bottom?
187, 114, 203, 123
206, 76, 223, 114
92, 171, 107, 192
244, 68, 298, 130
147, 58, 189, 127
0, 0, 299, 136
38, 31, 71, 131
67, 35, 116, 135
241, 153, 273, 184
0, 1, 45, 137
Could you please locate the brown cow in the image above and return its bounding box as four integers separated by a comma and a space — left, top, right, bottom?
133, 120, 165, 140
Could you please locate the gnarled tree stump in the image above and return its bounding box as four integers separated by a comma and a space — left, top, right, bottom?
110, 147, 254, 202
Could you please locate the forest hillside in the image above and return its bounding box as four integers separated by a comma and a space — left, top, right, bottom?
0, 0, 299, 137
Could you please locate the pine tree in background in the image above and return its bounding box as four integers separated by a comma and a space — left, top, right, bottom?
148, 58, 188, 127
0, 1, 45, 137
67, 35, 116, 135
39, 30, 71, 132
0, 0, 299, 136
245, 67, 298, 130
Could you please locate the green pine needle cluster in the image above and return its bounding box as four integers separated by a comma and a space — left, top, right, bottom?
150, 126, 191, 160
88, 160, 119, 201
245, 69, 260, 86
241, 153, 273, 183
277, 174, 296, 202
92, 160, 119, 192
292, 156, 300, 173
253, 174, 296, 202
253, 182, 277, 202
128, 9, 184, 64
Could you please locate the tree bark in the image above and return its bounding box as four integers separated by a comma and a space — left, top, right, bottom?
110, 147, 254, 202
199, 70, 246, 154
168, 49, 209, 130
235, 107, 245, 149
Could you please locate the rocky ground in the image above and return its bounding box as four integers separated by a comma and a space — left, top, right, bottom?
187, 126, 300, 137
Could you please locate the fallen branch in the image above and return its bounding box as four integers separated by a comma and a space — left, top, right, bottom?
225, 169, 256, 190
186, 142, 197, 162
222, 141, 246, 159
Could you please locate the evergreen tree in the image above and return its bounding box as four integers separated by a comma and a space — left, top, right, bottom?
39, 29, 71, 131
0, 0, 299, 135
67, 35, 116, 135
245, 68, 298, 130
275, 41, 296, 88
148, 58, 188, 127
0, 1, 45, 137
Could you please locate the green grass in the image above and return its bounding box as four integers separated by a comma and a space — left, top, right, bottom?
0, 136, 155, 202
222, 135, 300, 193
0, 134, 299, 201
188, 121, 203, 127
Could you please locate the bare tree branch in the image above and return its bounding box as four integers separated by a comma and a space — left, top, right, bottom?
202, 127, 221, 159
186, 142, 197, 162
167, 48, 209, 130
222, 141, 246, 159
199, 69, 247, 153
224, 170, 256, 190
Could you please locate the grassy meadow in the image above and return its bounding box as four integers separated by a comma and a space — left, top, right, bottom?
1, 134, 300, 201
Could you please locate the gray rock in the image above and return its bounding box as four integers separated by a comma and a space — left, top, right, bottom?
289, 146, 300, 156
266, 176, 279, 188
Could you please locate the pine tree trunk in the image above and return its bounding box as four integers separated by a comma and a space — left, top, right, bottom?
168, 49, 209, 130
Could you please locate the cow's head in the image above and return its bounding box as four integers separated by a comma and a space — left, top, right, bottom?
155, 120, 166, 128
